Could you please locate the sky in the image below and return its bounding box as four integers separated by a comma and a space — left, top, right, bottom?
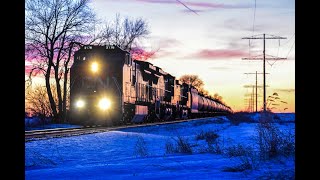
88, 0, 295, 112
25, 114, 295, 179
25, 0, 295, 113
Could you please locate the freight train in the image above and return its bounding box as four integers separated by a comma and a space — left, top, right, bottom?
70, 45, 232, 126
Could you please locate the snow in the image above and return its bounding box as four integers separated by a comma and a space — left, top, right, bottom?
25, 113, 295, 179
250, 112, 295, 122
25, 117, 82, 131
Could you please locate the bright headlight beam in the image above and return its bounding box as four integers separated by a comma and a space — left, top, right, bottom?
98, 98, 111, 110
76, 100, 85, 108
91, 62, 98, 73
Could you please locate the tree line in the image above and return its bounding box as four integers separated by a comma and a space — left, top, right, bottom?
179, 75, 225, 104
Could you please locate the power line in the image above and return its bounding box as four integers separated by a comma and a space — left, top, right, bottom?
280, 33, 295, 47
252, 0, 256, 36
276, 40, 280, 57
273, 33, 295, 66
286, 40, 295, 58
267, 60, 276, 67
176, 0, 198, 15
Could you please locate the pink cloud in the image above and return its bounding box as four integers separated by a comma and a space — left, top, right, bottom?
183, 2, 248, 9
25, 60, 38, 75
136, 0, 250, 9
25, 63, 45, 76
189, 49, 248, 59
136, 0, 176, 4
131, 47, 158, 61
25, 66, 34, 75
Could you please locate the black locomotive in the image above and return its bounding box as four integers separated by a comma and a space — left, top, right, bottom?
70, 45, 232, 126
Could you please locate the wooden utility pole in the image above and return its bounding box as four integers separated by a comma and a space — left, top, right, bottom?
242, 34, 287, 112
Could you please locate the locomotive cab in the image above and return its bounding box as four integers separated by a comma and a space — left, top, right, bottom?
70, 45, 128, 126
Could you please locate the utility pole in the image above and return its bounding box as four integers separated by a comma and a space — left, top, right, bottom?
243, 85, 267, 112
244, 71, 269, 112
242, 34, 287, 112
244, 87, 255, 112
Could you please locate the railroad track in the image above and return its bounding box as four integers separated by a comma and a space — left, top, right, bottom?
25, 127, 109, 142
25, 117, 210, 142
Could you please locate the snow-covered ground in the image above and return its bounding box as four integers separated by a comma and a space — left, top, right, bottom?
25, 113, 295, 179
250, 112, 295, 123
25, 117, 82, 131
25, 123, 82, 131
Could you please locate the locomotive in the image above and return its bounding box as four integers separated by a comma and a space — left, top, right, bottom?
69, 45, 232, 126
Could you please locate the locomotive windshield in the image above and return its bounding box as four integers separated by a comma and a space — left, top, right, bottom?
83, 77, 97, 90
80, 77, 106, 94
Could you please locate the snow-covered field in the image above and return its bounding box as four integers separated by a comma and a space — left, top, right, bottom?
25, 113, 295, 179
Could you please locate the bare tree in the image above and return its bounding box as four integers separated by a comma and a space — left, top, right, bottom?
25, 0, 96, 122
198, 88, 209, 96
101, 14, 150, 52
25, 84, 58, 118
179, 74, 204, 90
213, 93, 224, 104
179, 74, 226, 104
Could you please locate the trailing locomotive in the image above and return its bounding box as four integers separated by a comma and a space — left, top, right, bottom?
70, 45, 232, 126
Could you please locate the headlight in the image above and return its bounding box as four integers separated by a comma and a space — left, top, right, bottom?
76, 100, 85, 108
98, 98, 111, 110
91, 62, 98, 73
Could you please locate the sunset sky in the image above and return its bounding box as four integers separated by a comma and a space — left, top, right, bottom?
26, 0, 295, 113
